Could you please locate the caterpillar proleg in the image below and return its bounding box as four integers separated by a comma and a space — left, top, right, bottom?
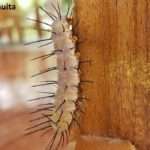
25, 0, 83, 150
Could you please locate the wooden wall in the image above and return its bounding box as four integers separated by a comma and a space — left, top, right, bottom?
75, 0, 150, 150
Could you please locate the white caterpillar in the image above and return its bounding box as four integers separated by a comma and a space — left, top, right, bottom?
25, 0, 83, 150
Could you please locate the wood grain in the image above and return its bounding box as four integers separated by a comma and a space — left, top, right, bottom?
75, 0, 150, 150
75, 136, 136, 150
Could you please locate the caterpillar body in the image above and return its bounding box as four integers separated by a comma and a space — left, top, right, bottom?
25, 0, 84, 150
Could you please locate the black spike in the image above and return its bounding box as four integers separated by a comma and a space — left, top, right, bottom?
66, 0, 73, 17
29, 114, 53, 123
29, 95, 55, 102
62, 132, 65, 146
68, 121, 73, 134
38, 91, 55, 94
26, 17, 52, 27
33, 105, 54, 111
26, 120, 52, 131
50, 2, 61, 19
37, 105, 55, 110
32, 82, 57, 87
32, 83, 57, 87
66, 5, 71, 17
30, 107, 54, 114
68, 119, 73, 135
24, 38, 52, 45
29, 116, 47, 122
39, 6, 57, 21
62, 24, 65, 32
37, 50, 62, 60
56, 0, 61, 19
56, 111, 63, 124
55, 100, 65, 112
38, 102, 54, 107
55, 133, 63, 150
47, 129, 59, 150
32, 67, 57, 78
42, 114, 56, 125
31, 53, 54, 61
25, 125, 52, 136
39, 41, 53, 48
40, 80, 58, 83
32, 49, 62, 61
64, 130, 69, 144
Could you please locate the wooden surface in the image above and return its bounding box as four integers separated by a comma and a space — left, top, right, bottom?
0, 110, 48, 150
0, 109, 49, 150
75, 0, 150, 150
75, 136, 136, 150
0, 109, 76, 150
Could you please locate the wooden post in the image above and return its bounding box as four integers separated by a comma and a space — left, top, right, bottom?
75, 0, 150, 149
